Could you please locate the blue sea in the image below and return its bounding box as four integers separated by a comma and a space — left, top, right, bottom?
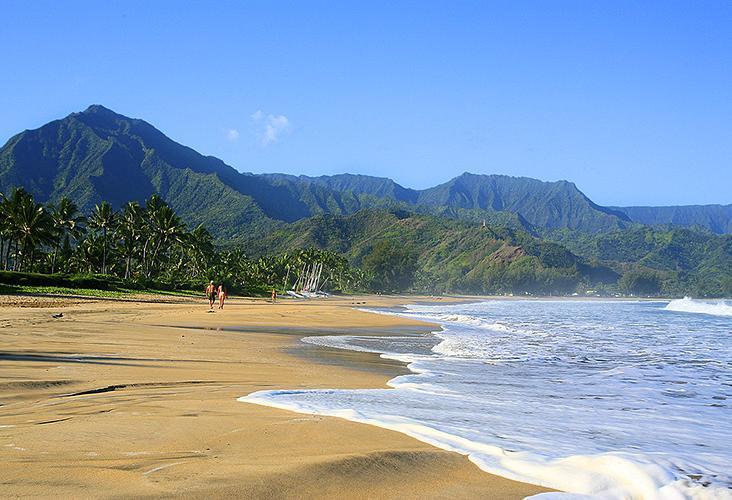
242, 298, 732, 499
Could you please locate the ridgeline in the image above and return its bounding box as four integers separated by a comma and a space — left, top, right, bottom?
1, 106, 731, 297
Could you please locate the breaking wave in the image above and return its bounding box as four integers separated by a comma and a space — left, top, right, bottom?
665, 297, 732, 317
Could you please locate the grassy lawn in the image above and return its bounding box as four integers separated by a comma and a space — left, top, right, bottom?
0, 283, 200, 298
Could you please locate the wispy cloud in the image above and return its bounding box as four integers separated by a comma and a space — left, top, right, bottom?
251, 110, 291, 146
226, 128, 240, 141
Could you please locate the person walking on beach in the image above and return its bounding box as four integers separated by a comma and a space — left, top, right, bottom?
206, 281, 216, 309
271, 288, 277, 303
218, 283, 227, 310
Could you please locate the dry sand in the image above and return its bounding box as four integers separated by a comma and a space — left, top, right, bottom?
0, 294, 552, 499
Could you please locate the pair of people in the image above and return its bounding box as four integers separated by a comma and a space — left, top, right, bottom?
205, 281, 227, 310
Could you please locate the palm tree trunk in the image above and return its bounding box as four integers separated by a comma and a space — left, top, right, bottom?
149, 240, 163, 278
142, 239, 149, 277
51, 241, 59, 274
102, 227, 107, 274
125, 253, 131, 280
9, 240, 15, 271
4, 240, 11, 271
16, 240, 24, 272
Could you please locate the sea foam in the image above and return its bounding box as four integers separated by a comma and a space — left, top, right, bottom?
664, 297, 732, 317
241, 300, 732, 499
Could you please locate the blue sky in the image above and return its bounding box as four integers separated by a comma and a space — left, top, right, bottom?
2, 1, 730, 206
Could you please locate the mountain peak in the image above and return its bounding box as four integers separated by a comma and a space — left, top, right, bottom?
65, 105, 131, 131
82, 104, 118, 115
2, 107, 729, 236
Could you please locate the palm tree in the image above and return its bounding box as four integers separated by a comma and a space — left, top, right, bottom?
147, 204, 186, 277
1, 188, 30, 270
71, 233, 103, 273
14, 192, 53, 272
186, 224, 214, 278
140, 195, 168, 276
0, 193, 10, 270
50, 197, 85, 273
89, 201, 116, 274
116, 201, 143, 279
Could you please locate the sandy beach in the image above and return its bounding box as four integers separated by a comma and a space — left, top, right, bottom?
0, 294, 551, 499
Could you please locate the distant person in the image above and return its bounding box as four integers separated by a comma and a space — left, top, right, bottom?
271, 289, 277, 303
218, 284, 227, 310
205, 281, 216, 309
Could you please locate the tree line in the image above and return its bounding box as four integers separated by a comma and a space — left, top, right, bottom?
0, 188, 367, 294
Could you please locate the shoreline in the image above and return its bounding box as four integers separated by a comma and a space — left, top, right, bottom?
0, 294, 551, 498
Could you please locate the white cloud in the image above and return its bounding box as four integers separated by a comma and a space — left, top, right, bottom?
251, 110, 291, 146
226, 128, 240, 141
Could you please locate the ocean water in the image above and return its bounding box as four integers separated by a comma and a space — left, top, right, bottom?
241, 299, 732, 499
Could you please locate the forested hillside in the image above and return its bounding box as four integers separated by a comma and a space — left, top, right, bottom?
2, 105, 731, 297
549, 227, 732, 296
0, 105, 656, 238
245, 210, 732, 296
611, 205, 732, 234
243, 209, 608, 295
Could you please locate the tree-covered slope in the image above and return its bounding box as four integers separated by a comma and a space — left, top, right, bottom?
0, 107, 418, 233
267, 172, 633, 233
548, 226, 732, 296
416, 173, 632, 232
246, 209, 732, 296
1, 105, 729, 244
243, 208, 619, 294
0, 105, 279, 238
262, 173, 419, 203
611, 204, 732, 234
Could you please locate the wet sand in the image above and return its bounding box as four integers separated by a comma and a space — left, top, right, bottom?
0, 294, 552, 498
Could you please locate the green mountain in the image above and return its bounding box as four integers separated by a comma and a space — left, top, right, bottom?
262, 173, 420, 203
243, 208, 618, 295
1, 105, 730, 296
547, 226, 732, 296
0, 106, 394, 236
264, 172, 633, 233
246, 209, 732, 296
415, 173, 631, 232
1, 105, 729, 241
610, 205, 732, 234
0, 105, 276, 238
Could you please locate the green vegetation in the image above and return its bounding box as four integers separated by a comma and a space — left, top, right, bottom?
0, 189, 366, 296
0, 270, 202, 297
0, 284, 131, 298
6, 105, 729, 243
547, 227, 732, 297
239, 208, 732, 297
1, 187, 730, 297
611, 204, 732, 234
1, 105, 730, 298
362, 241, 418, 292
242, 209, 616, 295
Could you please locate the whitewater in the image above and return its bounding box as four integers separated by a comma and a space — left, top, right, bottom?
241, 299, 732, 499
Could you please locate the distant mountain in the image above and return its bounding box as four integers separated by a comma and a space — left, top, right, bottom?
262, 172, 632, 233
550, 225, 732, 296
244, 208, 619, 295
245, 209, 730, 296
0, 105, 276, 238
0, 107, 419, 236
610, 205, 732, 235
416, 173, 631, 232
244, 208, 732, 296
1, 105, 729, 239
262, 173, 419, 204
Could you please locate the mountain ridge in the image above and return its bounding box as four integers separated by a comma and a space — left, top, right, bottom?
1, 105, 730, 236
